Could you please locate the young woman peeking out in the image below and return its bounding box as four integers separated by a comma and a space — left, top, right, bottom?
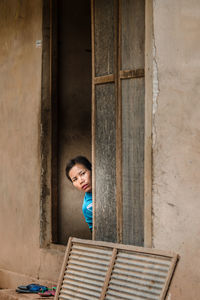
65, 156, 92, 232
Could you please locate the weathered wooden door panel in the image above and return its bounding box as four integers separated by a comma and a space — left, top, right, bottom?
122, 78, 145, 245
92, 0, 145, 245
92, 0, 117, 243
95, 84, 117, 242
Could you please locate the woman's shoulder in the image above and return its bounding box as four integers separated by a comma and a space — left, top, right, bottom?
84, 192, 92, 200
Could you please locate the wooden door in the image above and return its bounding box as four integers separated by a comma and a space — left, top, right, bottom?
92, 0, 145, 245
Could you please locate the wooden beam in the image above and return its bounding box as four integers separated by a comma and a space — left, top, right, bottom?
120, 68, 144, 79
72, 237, 179, 259
161, 255, 179, 299
51, 0, 59, 244
54, 237, 73, 299
94, 74, 115, 85
100, 248, 118, 299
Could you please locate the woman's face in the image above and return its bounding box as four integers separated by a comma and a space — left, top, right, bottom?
69, 163, 92, 193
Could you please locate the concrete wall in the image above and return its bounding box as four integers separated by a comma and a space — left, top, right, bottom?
0, 0, 64, 287
152, 0, 200, 299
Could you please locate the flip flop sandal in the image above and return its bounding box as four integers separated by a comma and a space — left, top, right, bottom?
16, 284, 48, 293
38, 290, 56, 297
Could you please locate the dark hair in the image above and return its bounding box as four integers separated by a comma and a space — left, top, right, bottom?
65, 156, 92, 182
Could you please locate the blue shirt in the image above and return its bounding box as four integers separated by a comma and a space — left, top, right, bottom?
82, 192, 92, 230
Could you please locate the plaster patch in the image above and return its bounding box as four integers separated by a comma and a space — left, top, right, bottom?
152, 0, 160, 149
152, 38, 159, 147
153, 44, 159, 115
152, 6, 160, 248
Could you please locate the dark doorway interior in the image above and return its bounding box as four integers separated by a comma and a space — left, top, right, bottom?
56, 0, 92, 244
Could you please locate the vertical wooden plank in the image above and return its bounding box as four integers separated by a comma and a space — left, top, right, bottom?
95, 83, 117, 243
144, 0, 153, 248
100, 248, 118, 299
51, 0, 58, 244
161, 255, 179, 300
91, 0, 96, 240
54, 237, 73, 299
121, 0, 145, 70
116, 0, 123, 244
122, 78, 145, 246
94, 0, 115, 76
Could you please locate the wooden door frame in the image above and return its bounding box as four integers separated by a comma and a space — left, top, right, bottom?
40, 0, 58, 247
40, 0, 153, 248
144, 0, 153, 247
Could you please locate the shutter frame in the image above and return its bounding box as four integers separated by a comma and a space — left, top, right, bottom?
55, 238, 179, 300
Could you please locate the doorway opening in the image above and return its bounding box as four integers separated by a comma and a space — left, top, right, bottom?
41, 0, 149, 248
52, 0, 92, 245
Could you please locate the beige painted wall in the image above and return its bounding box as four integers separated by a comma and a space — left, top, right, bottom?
0, 0, 64, 287
152, 0, 200, 299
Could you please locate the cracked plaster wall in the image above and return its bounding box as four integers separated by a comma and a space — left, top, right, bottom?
152, 0, 200, 299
